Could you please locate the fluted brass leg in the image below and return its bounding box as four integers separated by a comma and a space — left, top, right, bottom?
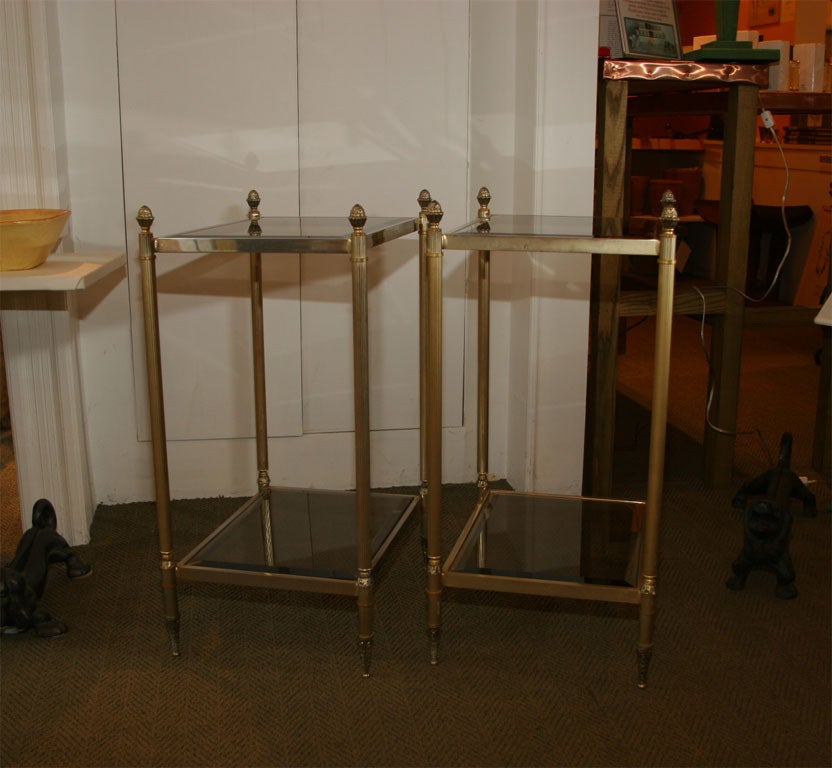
246, 192, 274, 565
476, 246, 490, 499
350, 205, 373, 677
138, 206, 180, 657
418, 190, 432, 562
425, 201, 444, 666
635, 193, 677, 688
476, 188, 492, 499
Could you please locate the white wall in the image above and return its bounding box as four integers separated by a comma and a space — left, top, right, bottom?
467, 0, 597, 494
43, 0, 598, 507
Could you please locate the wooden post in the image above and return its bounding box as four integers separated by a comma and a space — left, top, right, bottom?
585, 78, 629, 497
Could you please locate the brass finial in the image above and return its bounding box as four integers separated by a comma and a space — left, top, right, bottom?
246, 190, 261, 222
426, 200, 443, 227
418, 189, 432, 211
137, 205, 154, 233
659, 190, 678, 233
349, 203, 367, 232
477, 187, 491, 222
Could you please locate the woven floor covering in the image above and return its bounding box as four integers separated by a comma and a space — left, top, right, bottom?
1, 316, 830, 767
1, 419, 829, 767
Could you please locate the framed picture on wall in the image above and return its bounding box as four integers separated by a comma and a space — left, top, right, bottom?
615, 0, 682, 60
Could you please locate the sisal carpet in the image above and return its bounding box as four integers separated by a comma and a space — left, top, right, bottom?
1, 421, 829, 766
1, 320, 830, 767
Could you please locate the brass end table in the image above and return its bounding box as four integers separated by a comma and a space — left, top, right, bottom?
137, 191, 419, 676
421, 187, 678, 687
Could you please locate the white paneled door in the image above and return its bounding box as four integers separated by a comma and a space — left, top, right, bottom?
118, 0, 302, 443
296, 0, 469, 433
116, 0, 469, 488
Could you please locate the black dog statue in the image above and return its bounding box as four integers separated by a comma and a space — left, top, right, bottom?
1, 499, 91, 637
727, 433, 816, 599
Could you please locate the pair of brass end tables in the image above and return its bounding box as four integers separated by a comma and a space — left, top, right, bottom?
136, 186, 678, 687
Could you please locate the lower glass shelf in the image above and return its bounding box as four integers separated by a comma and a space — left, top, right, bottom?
177, 487, 418, 593
443, 489, 645, 603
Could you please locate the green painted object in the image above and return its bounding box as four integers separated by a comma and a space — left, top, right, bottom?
683, 0, 780, 62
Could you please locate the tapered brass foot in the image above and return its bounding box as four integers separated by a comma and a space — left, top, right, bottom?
359, 638, 372, 678
166, 618, 180, 657
429, 627, 440, 665
636, 646, 652, 688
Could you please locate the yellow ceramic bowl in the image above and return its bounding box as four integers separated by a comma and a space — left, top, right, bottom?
0, 209, 71, 271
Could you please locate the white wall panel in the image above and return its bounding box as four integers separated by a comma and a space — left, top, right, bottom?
468, 0, 598, 494
47, 0, 599, 511
296, 0, 470, 433
529, 0, 598, 494
116, 0, 302, 441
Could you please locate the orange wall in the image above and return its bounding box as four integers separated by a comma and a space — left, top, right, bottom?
677, 0, 830, 47
737, 1, 796, 44
675, 0, 717, 46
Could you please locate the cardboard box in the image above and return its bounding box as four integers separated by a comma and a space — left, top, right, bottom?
793, 43, 825, 92
758, 40, 790, 91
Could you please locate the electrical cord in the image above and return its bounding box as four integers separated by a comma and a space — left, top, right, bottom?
690, 104, 792, 466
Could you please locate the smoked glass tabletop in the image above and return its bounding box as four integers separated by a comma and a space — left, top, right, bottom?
179, 488, 418, 581
155, 216, 417, 254
449, 214, 594, 237
445, 491, 644, 588
442, 214, 663, 255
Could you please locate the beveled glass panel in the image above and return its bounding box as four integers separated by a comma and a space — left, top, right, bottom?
171, 216, 414, 240
448, 491, 644, 587
449, 214, 594, 237
156, 216, 416, 253
183, 488, 416, 580
442, 214, 662, 256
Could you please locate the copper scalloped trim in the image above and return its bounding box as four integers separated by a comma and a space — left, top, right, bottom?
603, 59, 769, 86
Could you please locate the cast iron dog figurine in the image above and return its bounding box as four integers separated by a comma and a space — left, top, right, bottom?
0, 498, 91, 637
726, 433, 816, 599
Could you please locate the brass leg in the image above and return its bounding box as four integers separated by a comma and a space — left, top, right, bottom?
418, 190, 432, 560
137, 206, 180, 656
425, 202, 444, 665
350, 205, 373, 676
475, 189, 492, 496
249, 245, 274, 566
637, 194, 677, 688
249, 250, 270, 490
248, 193, 270, 491
477, 248, 490, 496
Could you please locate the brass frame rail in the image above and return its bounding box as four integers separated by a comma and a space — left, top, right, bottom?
420, 186, 678, 688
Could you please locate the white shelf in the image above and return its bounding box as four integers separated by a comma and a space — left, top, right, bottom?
0, 251, 124, 292
0, 250, 125, 545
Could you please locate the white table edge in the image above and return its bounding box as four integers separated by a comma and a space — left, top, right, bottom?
0, 251, 125, 292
